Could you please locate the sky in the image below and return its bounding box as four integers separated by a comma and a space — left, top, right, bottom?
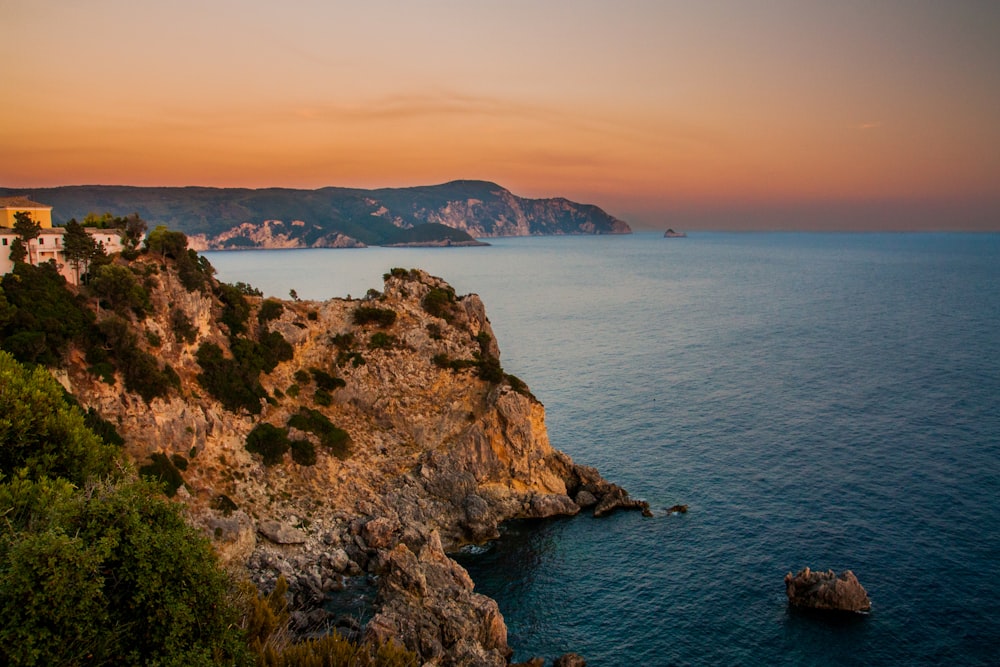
2, 0, 999, 230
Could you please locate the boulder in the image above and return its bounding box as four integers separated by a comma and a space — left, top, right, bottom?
554, 654, 588, 667
592, 485, 652, 518
784, 567, 871, 613
258, 520, 308, 545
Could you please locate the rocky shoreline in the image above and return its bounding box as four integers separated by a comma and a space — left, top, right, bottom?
58, 261, 650, 665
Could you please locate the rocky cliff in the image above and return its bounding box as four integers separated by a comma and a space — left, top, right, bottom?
51, 255, 646, 665
1, 181, 631, 249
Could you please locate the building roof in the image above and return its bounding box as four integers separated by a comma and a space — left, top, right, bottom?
0, 196, 52, 209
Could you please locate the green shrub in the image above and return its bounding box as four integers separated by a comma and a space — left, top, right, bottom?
313, 388, 332, 406
170, 453, 189, 471
477, 357, 504, 383
258, 299, 284, 324
352, 306, 397, 327
258, 330, 294, 372
170, 308, 198, 343
0, 351, 119, 485
331, 332, 355, 349
138, 452, 185, 496
232, 281, 263, 297
0, 262, 95, 366
88, 361, 116, 384
91, 263, 152, 317
287, 408, 350, 460
368, 331, 396, 350
176, 249, 214, 293
245, 423, 291, 466
290, 440, 317, 466
307, 310, 318, 321
216, 283, 252, 336
422, 286, 457, 322
145, 330, 162, 347
195, 342, 267, 414
310, 367, 346, 391
0, 478, 250, 667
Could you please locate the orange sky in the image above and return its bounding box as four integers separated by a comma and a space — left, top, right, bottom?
2, 1, 998, 230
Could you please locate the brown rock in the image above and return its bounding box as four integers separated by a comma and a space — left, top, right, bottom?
554, 653, 588, 667
784, 567, 872, 613
258, 520, 308, 545
592, 485, 652, 518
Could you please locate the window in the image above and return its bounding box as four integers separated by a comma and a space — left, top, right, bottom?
2, 238, 7, 246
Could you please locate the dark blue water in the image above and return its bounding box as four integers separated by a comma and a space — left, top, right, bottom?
208, 232, 1000, 665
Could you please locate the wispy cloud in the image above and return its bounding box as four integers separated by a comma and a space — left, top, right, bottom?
856, 121, 882, 130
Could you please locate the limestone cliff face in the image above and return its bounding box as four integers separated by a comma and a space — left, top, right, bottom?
58, 258, 642, 665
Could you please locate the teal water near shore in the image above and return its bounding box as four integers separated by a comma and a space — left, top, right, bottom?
207, 232, 1000, 665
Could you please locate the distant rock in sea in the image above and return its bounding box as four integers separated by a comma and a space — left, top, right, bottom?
784, 567, 871, 613
664, 228, 687, 238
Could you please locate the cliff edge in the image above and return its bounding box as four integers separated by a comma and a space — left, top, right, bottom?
46, 256, 645, 665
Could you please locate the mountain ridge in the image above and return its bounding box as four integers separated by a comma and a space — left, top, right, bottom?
0, 181, 631, 248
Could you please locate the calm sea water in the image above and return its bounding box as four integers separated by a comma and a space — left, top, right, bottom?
207, 232, 1000, 666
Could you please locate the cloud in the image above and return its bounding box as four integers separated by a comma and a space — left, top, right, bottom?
856, 121, 882, 130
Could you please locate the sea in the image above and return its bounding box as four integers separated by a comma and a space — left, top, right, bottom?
206, 231, 1000, 666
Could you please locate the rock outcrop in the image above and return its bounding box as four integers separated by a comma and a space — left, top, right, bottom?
784, 567, 872, 613
54, 258, 647, 665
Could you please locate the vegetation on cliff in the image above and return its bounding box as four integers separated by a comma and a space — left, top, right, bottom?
1, 226, 645, 666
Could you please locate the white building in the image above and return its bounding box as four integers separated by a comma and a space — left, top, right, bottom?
1, 197, 127, 285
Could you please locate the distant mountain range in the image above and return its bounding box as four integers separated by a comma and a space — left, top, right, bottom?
0, 180, 630, 249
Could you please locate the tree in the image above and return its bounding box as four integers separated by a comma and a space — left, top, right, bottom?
12, 211, 40, 265
119, 213, 148, 252
90, 264, 150, 316
0, 478, 252, 666
0, 350, 118, 485
144, 225, 188, 260
7, 237, 27, 264
62, 219, 98, 284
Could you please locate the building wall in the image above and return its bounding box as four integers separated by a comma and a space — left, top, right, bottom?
1, 227, 128, 285
1, 206, 53, 229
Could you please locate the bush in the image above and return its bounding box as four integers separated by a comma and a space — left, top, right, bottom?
245, 423, 291, 466
294, 369, 311, 384
352, 306, 397, 327
258, 299, 284, 324
0, 262, 95, 366
171, 308, 198, 343
287, 408, 350, 460
313, 388, 332, 406
216, 283, 252, 336
176, 249, 214, 293
0, 479, 251, 667
368, 331, 396, 350
196, 342, 267, 414
422, 286, 457, 322
0, 351, 119, 485
138, 452, 185, 497
91, 263, 151, 317
310, 367, 345, 391
290, 440, 317, 466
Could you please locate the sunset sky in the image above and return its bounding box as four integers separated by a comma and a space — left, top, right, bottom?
2, 0, 998, 230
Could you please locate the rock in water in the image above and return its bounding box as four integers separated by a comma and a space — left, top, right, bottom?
784, 567, 871, 613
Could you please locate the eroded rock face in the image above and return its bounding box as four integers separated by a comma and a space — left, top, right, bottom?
784, 567, 872, 613
59, 262, 643, 664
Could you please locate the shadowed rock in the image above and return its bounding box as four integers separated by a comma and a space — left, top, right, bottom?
784, 567, 871, 613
